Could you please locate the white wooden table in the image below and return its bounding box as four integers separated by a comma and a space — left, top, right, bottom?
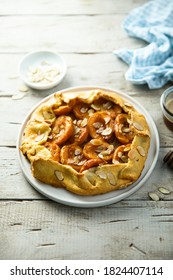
1, 0, 173, 260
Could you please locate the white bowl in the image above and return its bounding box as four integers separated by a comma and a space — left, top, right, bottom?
19, 50, 67, 90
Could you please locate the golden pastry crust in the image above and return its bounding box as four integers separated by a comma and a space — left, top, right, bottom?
20, 89, 150, 195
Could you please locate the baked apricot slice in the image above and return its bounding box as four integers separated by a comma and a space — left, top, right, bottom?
53, 99, 76, 115
113, 144, 131, 164
73, 102, 94, 119
80, 158, 104, 172
114, 114, 134, 144
91, 98, 122, 118
44, 141, 60, 161
83, 139, 114, 161
51, 115, 73, 145
87, 111, 114, 141
69, 118, 89, 145
60, 144, 86, 171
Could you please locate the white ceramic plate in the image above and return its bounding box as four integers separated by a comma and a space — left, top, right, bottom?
17, 86, 159, 208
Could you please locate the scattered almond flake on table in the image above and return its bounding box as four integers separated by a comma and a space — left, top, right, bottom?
12, 91, 28, 100
19, 85, 29, 92
148, 192, 160, 201
158, 187, 171, 195
0, 91, 13, 96
8, 75, 19, 79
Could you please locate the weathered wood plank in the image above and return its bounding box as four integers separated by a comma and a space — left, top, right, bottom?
0, 15, 146, 53
0, 200, 172, 259
0, 147, 172, 200
0, 147, 42, 199
0, 0, 147, 15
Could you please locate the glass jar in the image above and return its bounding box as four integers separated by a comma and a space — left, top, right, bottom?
160, 86, 173, 130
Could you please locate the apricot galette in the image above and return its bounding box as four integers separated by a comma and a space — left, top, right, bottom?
20, 89, 150, 195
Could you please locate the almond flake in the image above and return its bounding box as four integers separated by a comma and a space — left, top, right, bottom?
104, 116, 111, 124
35, 133, 45, 142
34, 115, 44, 122
101, 127, 112, 136
8, 75, 19, 79
12, 92, 27, 100
77, 120, 82, 126
124, 102, 132, 108
121, 155, 128, 163
98, 153, 104, 159
118, 152, 123, 158
108, 144, 114, 151
28, 62, 61, 84
74, 149, 81, 156
107, 173, 116, 185
73, 157, 79, 164
103, 145, 114, 155
127, 119, 132, 125
158, 187, 171, 195
81, 118, 87, 127
95, 146, 105, 153
88, 109, 94, 116
133, 122, 144, 131
96, 127, 104, 134
128, 148, 137, 160
41, 60, 51, 66
99, 146, 114, 156
93, 122, 102, 128
112, 159, 119, 165
118, 124, 123, 132
96, 171, 107, 179
148, 192, 159, 201
19, 85, 29, 92
99, 151, 109, 156
77, 159, 87, 166
90, 139, 102, 146
80, 107, 88, 113
74, 126, 80, 135
91, 104, 101, 111
63, 96, 70, 104
54, 170, 64, 181
67, 159, 75, 164
124, 146, 131, 152
42, 110, 53, 120
122, 127, 130, 133
103, 101, 113, 110
33, 73, 44, 82
137, 146, 145, 157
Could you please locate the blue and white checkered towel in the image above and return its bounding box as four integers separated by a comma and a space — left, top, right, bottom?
114, 0, 173, 89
